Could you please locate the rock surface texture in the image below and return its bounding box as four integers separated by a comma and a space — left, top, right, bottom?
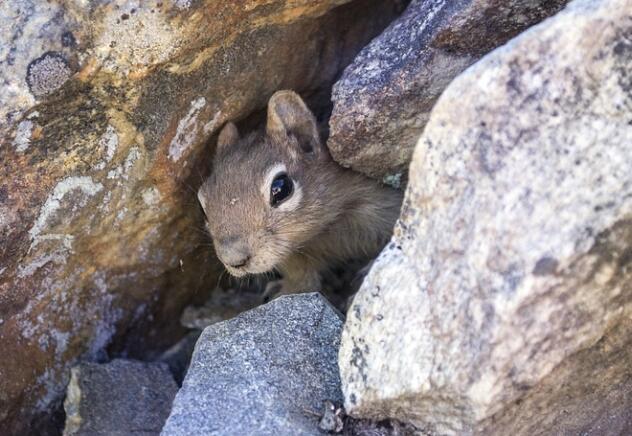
0, 1, 401, 433
63, 359, 177, 436
340, 0, 632, 434
328, 0, 569, 183
161, 293, 344, 436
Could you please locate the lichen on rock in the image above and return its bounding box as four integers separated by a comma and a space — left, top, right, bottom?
26, 51, 72, 97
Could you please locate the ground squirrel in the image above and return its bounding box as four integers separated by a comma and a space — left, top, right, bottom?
197, 90, 403, 297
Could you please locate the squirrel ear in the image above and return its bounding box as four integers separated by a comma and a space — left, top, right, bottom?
266, 90, 320, 153
217, 122, 240, 151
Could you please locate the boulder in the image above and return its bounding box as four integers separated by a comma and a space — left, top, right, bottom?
0, 0, 401, 433
161, 293, 344, 436
327, 0, 569, 183
63, 359, 177, 436
339, 0, 632, 434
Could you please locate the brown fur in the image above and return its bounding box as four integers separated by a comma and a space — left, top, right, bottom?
198, 90, 403, 296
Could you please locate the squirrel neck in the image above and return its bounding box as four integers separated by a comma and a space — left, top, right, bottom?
301, 168, 403, 269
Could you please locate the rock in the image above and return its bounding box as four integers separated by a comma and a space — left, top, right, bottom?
339, 0, 632, 434
319, 401, 345, 433
63, 359, 177, 436
483, 320, 632, 434
0, 1, 401, 432
161, 293, 344, 436
327, 0, 569, 183
171, 287, 268, 384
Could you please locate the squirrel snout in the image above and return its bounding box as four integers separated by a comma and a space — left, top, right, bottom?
216, 238, 252, 270
228, 255, 251, 269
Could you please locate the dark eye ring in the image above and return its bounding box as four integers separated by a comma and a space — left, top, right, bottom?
270, 173, 293, 207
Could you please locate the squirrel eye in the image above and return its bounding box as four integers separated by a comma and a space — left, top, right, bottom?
270, 173, 293, 207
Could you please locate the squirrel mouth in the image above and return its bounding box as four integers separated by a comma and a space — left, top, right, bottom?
224, 265, 249, 278
223, 258, 277, 278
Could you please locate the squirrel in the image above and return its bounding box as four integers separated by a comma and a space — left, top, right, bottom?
197, 90, 403, 298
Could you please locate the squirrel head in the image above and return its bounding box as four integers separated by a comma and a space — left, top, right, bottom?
198, 90, 345, 277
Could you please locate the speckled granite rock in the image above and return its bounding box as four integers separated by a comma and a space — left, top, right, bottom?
161, 293, 344, 436
328, 0, 569, 183
0, 1, 401, 433
340, 0, 632, 433
63, 359, 177, 436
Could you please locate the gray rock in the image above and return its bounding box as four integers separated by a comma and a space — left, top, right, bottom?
339, 0, 632, 434
63, 359, 178, 436
318, 400, 345, 433
161, 293, 344, 436
327, 0, 568, 182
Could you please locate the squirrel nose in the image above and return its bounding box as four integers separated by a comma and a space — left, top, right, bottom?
217, 237, 251, 269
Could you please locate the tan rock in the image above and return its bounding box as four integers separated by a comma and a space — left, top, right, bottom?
339, 0, 632, 433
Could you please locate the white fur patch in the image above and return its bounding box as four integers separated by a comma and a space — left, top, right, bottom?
197, 190, 207, 212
